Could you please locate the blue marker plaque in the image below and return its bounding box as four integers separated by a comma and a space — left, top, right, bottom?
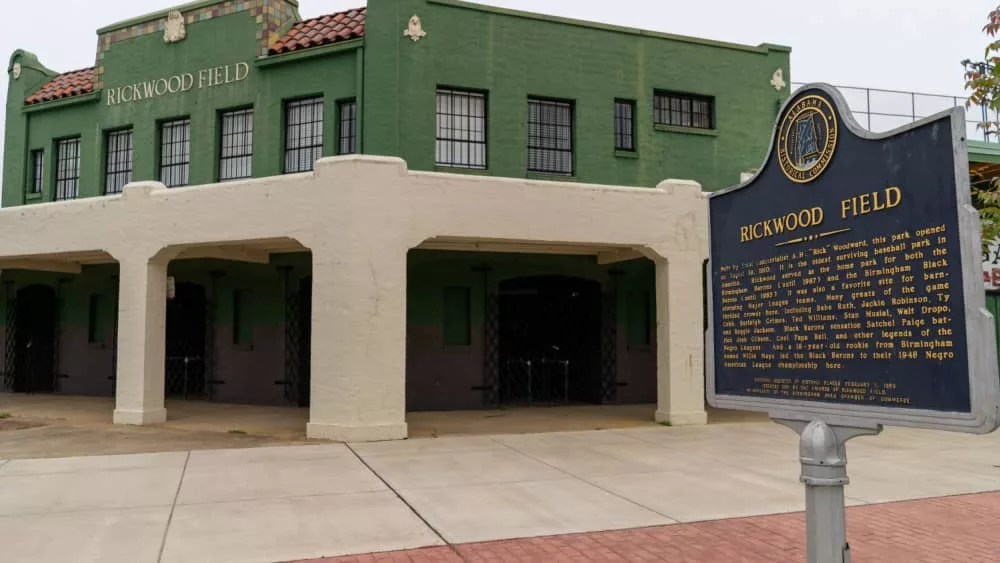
706, 84, 999, 433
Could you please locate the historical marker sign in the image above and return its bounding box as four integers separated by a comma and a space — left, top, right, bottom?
706, 83, 1000, 433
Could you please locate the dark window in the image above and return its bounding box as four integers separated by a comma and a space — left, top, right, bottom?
527, 98, 573, 175
219, 109, 254, 181
338, 100, 357, 155
615, 99, 636, 151
436, 89, 487, 169
105, 129, 133, 194
443, 286, 471, 346
284, 97, 324, 173
160, 118, 191, 187
88, 293, 105, 344
654, 92, 713, 129
55, 138, 81, 200
233, 289, 253, 345
627, 289, 652, 346
29, 150, 44, 194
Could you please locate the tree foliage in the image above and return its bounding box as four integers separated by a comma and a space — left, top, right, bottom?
964, 6, 1000, 255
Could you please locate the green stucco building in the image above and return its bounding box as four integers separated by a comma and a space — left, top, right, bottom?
2, 0, 790, 412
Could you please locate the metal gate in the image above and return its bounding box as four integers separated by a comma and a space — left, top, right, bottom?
165, 282, 207, 399
496, 276, 603, 406
279, 270, 310, 407
2, 282, 15, 392
7, 284, 58, 394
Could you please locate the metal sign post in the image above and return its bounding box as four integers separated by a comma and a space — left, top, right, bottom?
774, 419, 880, 563
705, 83, 1000, 562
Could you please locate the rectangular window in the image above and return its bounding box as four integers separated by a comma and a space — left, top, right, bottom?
614, 100, 636, 151
55, 138, 81, 200
88, 293, 105, 344
654, 92, 713, 129
436, 89, 487, 169
105, 129, 133, 194
443, 286, 471, 346
160, 118, 191, 187
338, 100, 357, 155
527, 98, 573, 175
233, 289, 253, 345
219, 109, 254, 181
284, 97, 324, 173
627, 289, 652, 346
29, 150, 44, 194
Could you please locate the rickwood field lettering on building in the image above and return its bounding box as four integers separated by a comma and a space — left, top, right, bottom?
106, 61, 250, 106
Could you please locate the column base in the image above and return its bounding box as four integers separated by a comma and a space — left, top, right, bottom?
113, 408, 167, 425
655, 409, 708, 426
307, 421, 408, 442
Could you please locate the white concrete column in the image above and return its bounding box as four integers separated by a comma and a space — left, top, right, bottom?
654, 252, 708, 426
306, 247, 408, 442
111, 253, 170, 425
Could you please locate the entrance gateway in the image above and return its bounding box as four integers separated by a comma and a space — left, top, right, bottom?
706, 83, 1000, 563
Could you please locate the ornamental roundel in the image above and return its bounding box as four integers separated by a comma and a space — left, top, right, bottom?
776, 95, 838, 183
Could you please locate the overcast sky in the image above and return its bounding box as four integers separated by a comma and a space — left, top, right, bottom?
1, 0, 998, 174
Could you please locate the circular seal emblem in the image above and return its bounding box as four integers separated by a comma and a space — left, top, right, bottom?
776, 95, 838, 183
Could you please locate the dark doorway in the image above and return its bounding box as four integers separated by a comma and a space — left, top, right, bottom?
295, 275, 311, 407
498, 275, 602, 405
165, 282, 207, 398
12, 284, 57, 393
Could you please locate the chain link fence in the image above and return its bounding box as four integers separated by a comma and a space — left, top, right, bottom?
793, 82, 999, 143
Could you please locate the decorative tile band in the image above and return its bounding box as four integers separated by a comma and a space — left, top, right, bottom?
93, 0, 298, 89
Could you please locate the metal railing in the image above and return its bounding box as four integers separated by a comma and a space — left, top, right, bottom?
792, 82, 999, 143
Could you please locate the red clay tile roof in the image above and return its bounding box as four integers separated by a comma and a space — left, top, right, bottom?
269, 7, 365, 55
25, 67, 97, 105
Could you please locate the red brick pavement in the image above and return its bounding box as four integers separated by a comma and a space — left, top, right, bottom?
294, 491, 1000, 562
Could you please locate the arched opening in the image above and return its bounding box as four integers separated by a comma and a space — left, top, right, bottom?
165, 281, 207, 398
498, 275, 603, 405
12, 284, 57, 393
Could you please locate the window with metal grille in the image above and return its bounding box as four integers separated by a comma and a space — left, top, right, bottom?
614, 99, 636, 151
159, 118, 191, 187
338, 100, 357, 155
219, 109, 253, 181
527, 98, 573, 175
654, 92, 713, 129
105, 129, 133, 194
29, 150, 44, 194
436, 89, 487, 169
284, 97, 324, 173
55, 138, 81, 200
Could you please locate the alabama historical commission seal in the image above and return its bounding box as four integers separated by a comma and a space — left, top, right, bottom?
776, 94, 838, 183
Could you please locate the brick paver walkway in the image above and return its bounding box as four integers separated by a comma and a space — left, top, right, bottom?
297, 491, 1000, 562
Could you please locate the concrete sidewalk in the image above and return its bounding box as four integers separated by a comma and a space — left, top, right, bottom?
3, 421, 1000, 563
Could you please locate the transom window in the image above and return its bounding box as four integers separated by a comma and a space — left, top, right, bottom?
105, 129, 133, 194
159, 118, 191, 187
338, 100, 357, 155
527, 98, 573, 175
284, 97, 324, 173
30, 150, 44, 194
614, 99, 636, 151
219, 108, 254, 181
654, 92, 713, 129
436, 89, 487, 169
55, 138, 81, 201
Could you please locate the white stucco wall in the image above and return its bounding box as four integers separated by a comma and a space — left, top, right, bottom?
0, 156, 709, 441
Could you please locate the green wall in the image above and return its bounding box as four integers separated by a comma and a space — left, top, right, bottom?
364, 0, 791, 190
5, 5, 359, 207
5, 0, 791, 208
